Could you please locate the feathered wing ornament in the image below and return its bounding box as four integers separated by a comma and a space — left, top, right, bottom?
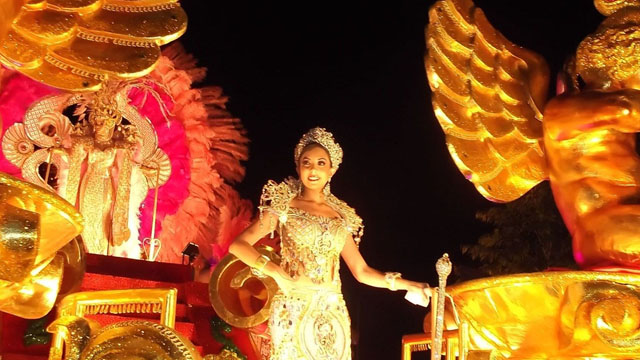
426, 0, 550, 202
0, 0, 187, 91
136, 44, 252, 264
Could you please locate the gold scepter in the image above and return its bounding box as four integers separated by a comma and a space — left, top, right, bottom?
144, 167, 161, 261
431, 253, 452, 360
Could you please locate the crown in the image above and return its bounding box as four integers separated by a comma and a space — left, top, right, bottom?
294, 127, 343, 170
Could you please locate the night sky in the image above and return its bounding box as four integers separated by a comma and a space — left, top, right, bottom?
179, 1, 604, 358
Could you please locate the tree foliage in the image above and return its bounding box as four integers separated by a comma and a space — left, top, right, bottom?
461, 182, 576, 277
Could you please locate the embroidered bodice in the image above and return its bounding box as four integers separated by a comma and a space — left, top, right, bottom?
279, 207, 350, 285
259, 178, 364, 287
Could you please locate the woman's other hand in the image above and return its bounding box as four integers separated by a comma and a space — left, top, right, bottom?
405, 282, 431, 307
265, 262, 296, 294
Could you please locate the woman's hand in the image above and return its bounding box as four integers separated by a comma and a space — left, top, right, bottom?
405, 281, 431, 307
265, 262, 296, 294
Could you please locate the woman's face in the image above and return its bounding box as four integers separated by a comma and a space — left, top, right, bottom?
297, 144, 335, 192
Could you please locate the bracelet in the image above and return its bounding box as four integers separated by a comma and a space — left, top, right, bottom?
384, 272, 402, 291
251, 254, 271, 277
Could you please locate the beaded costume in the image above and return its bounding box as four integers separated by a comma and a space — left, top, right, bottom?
260, 177, 363, 360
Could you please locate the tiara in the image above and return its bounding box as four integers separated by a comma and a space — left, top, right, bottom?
294, 127, 343, 170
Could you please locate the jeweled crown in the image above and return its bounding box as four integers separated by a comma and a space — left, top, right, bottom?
294, 127, 343, 170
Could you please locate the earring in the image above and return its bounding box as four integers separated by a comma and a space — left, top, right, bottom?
296, 178, 303, 195
323, 179, 331, 196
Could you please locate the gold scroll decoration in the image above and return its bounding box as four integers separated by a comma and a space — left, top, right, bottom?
209, 245, 280, 328
425, 0, 549, 202
442, 271, 640, 359
0, 172, 83, 318
0, 0, 187, 91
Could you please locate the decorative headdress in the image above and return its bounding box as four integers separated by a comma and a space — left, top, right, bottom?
576, 0, 640, 85
294, 127, 343, 170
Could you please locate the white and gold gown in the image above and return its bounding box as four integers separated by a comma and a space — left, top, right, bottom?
260, 179, 364, 360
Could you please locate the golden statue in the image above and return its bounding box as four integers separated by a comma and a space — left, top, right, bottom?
413, 0, 640, 358
2, 83, 170, 257
427, 0, 640, 269
0, 0, 187, 91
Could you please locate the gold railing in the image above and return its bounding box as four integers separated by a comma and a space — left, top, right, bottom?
49, 288, 178, 360
401, 290, 469, 360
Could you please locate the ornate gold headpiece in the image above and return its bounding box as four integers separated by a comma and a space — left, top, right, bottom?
576, 1, 640, 85
294, 127, 343, 170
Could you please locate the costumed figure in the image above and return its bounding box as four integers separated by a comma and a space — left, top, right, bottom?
2, 82, 170, 258
229, 127, 430, 360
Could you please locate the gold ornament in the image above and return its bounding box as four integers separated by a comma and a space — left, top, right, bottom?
2, 123, 35, 167
294, 127, 343, 170
0, 0, 187, 91
407, 271, 640, 359
0, 172, 83, 319
209, 245, 281, 328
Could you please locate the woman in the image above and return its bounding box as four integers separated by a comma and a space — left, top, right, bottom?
229, 127, 430, 360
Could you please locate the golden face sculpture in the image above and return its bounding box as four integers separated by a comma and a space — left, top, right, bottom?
88, 96, 122, 144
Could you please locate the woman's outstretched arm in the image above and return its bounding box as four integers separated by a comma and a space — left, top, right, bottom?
341, 234, 430, 301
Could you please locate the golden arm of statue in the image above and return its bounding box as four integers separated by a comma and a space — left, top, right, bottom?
543, 88, 640, 268
544, 89, 640, 140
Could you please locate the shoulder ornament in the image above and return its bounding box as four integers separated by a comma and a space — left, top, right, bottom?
326, 193, 364, 247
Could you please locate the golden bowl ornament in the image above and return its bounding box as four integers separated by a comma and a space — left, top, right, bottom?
209, 246, 280, 329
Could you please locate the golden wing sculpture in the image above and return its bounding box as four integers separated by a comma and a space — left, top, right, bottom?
0, 0, 187, 91
426, 0, 550, 202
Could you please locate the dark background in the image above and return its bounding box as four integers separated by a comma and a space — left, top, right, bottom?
179, 1, 603, 358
